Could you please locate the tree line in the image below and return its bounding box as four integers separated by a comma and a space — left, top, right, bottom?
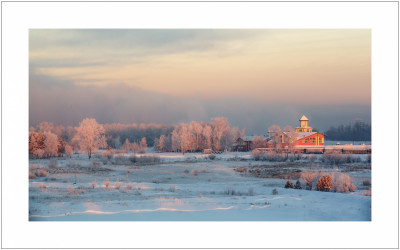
324, 120, 371, 141
29, 117, 247, 159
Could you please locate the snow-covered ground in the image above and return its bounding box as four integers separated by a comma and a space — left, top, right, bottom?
29, 151, 371, 221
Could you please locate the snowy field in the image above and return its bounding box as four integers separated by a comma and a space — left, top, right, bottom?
29, 150, 371, 221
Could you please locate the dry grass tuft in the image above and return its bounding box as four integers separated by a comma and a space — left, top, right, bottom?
103, 178, 111, 189
90, 182, 98, 189
38, 183, 47, 190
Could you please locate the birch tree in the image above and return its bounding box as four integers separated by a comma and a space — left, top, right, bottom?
73, 118, 106, 159
202, 124, 212, 150
211, 117, 230, 152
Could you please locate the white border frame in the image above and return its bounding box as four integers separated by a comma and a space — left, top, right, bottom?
2, 1, 398, 249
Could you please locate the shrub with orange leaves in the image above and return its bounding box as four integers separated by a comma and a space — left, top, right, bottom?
316, 175, 333, 192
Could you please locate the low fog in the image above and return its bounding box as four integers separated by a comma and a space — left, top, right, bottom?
30, 72, 371, 134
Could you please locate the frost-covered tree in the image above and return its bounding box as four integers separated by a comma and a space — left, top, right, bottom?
120, 138, 131, 153
57, 136, 66, 156
73, 118, 106, 159
54, 125, 65, 138
202, 124, 212, 150
268, 124, 282, 151
158, 135, 166, 152
131, 142, 139, 153
283, 125, 294, 132
189, 121, 203, 151
29, 131, 45, 158
171, 128, 180, 152
44, 131, 60, 158
139, 137, 147, 153
211, 117, 230, 152
252, 135, 266, 149
38, 121, 54, 133
65, 144, 73, 158
178, 124, 191, 155
230, 126, 245, 145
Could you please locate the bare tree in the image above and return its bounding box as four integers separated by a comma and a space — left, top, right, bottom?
73, 118, 106, 159
268, 124, 282, 152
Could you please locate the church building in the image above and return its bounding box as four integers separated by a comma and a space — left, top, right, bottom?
272, 115, 325, 148
291, 115, 325, 146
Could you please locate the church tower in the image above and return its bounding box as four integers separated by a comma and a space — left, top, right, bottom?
296, 115, 312, 132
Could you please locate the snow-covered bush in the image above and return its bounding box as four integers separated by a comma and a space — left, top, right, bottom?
332, 172, 355, 193
66, 185, 75, 194
36, 168, 48, 177
258, 152, 287, 162
125, 182, 133, 190
30, 164, 48, 178
90, 181, 97, 189
190, 169, 198, 176
102, 149, 115, 160
114, 182, 122, 189
308, 154, 317, 163
29, 172, 36, 179
321, 152, 345, 165
91, 160, 101, 167
362, 187, 372, 196
38, 183, 47, 190
252, 150, 261, 161
112, 155, 129, 165
103, 178, 111, 189
284, 180, 294, 189
300, 171, 317, 190
316, 175, 333, 192
137, 155, 161, 164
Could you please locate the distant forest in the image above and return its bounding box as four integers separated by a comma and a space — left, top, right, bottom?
324, 121, 371, 141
